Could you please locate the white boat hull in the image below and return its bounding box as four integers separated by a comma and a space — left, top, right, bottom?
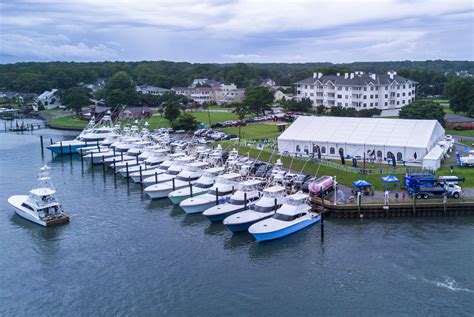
8, 195, 69, 227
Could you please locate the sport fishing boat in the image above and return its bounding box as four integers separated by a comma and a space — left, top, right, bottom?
7, 166, 69, 227
142, 155, 195, 187
179, 173, 240, 214
130, 152, 183, 183
144, 161, 208, 199
120, 148, 169, 178
47, 115, 116, 154
248, 192, 320, 242
168, 166, 224, 204
203, 179, 262, 222
223, 185, 286, 233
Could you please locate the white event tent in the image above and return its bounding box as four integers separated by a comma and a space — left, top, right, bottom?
277, 116, 445, 165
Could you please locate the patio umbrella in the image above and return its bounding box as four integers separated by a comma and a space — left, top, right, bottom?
380, 175, 399, 183
352, 179, 372, 189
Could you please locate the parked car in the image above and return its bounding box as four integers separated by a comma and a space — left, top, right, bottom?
224, 134, 238, 140
255, 164, 269, 177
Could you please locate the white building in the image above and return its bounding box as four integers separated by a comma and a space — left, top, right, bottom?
37, 89, 62, 109
136, 85, 169, 96
295, 71, 417, 110
277, 116, 445, 167
191, 87, 218, 104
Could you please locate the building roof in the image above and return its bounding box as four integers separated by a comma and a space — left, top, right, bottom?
444, 113, 474, 123
295, 73, 417, 86
278, 116, 444, 149
37, 89, 58, 100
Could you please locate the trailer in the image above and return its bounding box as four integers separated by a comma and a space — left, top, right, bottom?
414, 183, 461, 199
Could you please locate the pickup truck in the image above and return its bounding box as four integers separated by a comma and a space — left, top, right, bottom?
414, 183, 461, 199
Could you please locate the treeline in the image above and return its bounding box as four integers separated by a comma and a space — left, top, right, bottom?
1, 60, 472, 96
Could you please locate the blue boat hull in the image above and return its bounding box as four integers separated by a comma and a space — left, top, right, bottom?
251, 216, 321, 242
47, 144, 85, 154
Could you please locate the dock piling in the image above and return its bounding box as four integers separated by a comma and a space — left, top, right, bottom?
320, 212, 325, 242
172, 178, 175, 190
102, 155, 106, 173
189, 177, 193, 197
244, 192, 247, 210
60, 141, 63, 155
126, 162, 129, 181
136, 156, 139, 166
40, 135, 44, 157
216, 188, 219, 205
68, 144, 72, 158
113, 158, 116, 173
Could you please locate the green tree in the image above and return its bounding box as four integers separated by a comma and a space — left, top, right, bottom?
61, 87, 91, 115
282, 98, 312, 112
105, 71, 138, 107
232, 102, 250, 140
243, 85, 274, 116
316, 104, 326, 115
171, 112, 198, 131
164, 102, 181, 122
399, 100, 445, 124
444, 76, 474, 116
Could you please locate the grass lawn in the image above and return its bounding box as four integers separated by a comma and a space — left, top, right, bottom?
218, 141, 406, 189
48, 115, 88, 129
221, 123, 285, 140
445, 129, 474, 137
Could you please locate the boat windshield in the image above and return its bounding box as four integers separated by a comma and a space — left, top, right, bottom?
250, 204, 276, 213
167, 170, 180, 175
195, 183, 212, 189
176, 175, 199, 181
263, 189, 285, 198
239, 184, 258, 192
272, 213, 297, 221
285, 197, 307, 206
228, 198, 246, 205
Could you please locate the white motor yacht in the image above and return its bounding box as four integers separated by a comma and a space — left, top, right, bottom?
168, 166, 224, 205
203, 179, 262, 222
142, 155, 194, 187
248, 192, 320, 242
223, 185, 286, 233
144, 161, 208, 199
130, 152, 183, 183
7, 166, 69, 226
179, 173, 240, 214
120, 148, 169, 178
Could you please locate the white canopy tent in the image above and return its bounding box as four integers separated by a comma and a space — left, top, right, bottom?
277, 116, 445, 166
422, 146, 445, 170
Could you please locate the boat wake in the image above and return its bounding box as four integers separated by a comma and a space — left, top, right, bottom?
410, 275, 474, 293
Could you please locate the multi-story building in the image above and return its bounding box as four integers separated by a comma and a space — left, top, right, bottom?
37, 89, 62, 109
136, 85, 169, 96
295, 71, 417, 110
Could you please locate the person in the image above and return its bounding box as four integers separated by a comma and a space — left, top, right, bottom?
450, 164, 454, 173
402, 192, 406, 200
395, 192, 399, 200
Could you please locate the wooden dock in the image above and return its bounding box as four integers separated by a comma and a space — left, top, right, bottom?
311, 197, 474, 218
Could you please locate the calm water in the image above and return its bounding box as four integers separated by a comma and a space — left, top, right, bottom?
1, 121, 474, 316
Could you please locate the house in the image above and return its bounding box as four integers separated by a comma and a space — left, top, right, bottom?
82, 106, 112, 121
190, 78, 221, 88
444, 114, 474, 130
295, 71, 417, 110
37, 89, 62, 109
261, 78, 276, 87
136, 85, 169, 96
191, 87, 219, 105
221, 88, 246, 104
119, 107, 152, 120
171, 87, 193, 99
274, 90, 292, 101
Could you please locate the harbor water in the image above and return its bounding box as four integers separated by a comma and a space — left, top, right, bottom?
1, 122, 474, 316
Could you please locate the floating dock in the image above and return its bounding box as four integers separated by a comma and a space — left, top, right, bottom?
311, 197, 474, 218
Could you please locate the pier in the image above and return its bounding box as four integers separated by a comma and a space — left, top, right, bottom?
311, 196, 474, 218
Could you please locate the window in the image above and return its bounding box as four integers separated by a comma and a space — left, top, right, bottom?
370, 95, 373, 99
377, 151, 382, 159
337, 102, 342, 106
385, 94, 388, 98
403, 85, 406, 89
397, 93, 400, 97
345, 103, 348, 106
345, 95, 348, 99
330, 147, 335, 155
375, 95, 378, 98
375, 102, 378, 107
402, 100, 405, 104
363, 95, 367, 99
370, 87, 374, 91
305, 85, 308, 89
397, 152, 403, 161
337, 94, 342, 98
384, 102, 388, 106
385, 86, 388, 90
321, 146, 326, 154
345, 87, 348, 91
364, 87, 367, 91
339, 148, 344, 156
337, 87, 342, 91
310, 85, 314, 89
370, 103, 373, 107
397, 85, 400, 89
397, 101, 400, 105
363, 103, 367, 107
296, 145, 301, 152
310, 93, 314, 97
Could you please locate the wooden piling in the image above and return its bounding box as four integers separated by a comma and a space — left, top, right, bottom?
189, 177, 193, 197
216, 188, 219, 205
320, 212, 324, 242
60, 141, 63, 155
102, 155, 106, 173
40, 135, 44, 156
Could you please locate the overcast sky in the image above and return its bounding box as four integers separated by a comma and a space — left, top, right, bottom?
1, 0, 473, 64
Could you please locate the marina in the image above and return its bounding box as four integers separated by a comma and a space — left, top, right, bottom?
2, 120, 474, 315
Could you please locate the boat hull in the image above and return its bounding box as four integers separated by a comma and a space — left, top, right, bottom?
204, 205, 246, 222
225, 214, 273, 233
8, 195, 70, 227
180, 200, 216, 214
47, 143, 85, 154
251, 216, 320, 242
169, 191, 206, 205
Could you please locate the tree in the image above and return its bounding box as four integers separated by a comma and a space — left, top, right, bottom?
60, 87, 91, 115
171, 112, 198, 131
316, 104, 326, 115
399, 100, 445, 124
282, 98, 312, 112
444, 76, 474, 116
232, 102, 250, 140
164, 102, 181, 122
243, 85, 274, 116
105, 71, 138, 107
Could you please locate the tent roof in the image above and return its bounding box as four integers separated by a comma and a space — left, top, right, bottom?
353, 179, 372, 187
423, 145, 445, 161
380, 175, 400, 183
278, 116, 445, 149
